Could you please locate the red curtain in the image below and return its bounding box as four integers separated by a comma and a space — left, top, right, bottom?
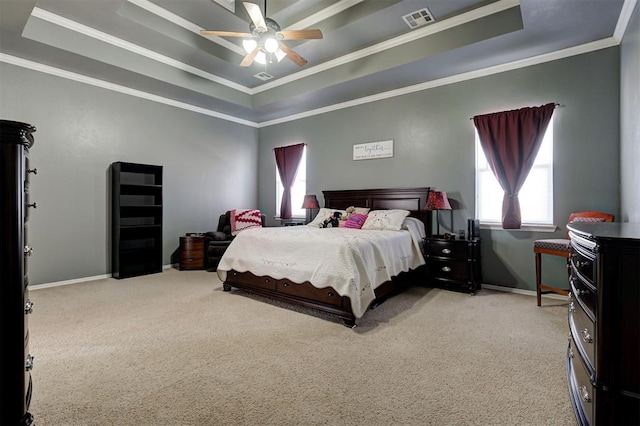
473, 103, 555, 229
274, 143, 305, 219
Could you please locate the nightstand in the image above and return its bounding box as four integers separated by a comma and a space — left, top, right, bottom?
424, 237, 482, 294
179, 234, 206, 270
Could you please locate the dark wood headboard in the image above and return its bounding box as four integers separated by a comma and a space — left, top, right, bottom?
323, 187, 432, 236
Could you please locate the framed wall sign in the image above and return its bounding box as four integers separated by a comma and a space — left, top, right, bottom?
353, 140, 394, 161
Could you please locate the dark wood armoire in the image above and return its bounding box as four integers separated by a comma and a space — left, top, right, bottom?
0, 120, 37, 426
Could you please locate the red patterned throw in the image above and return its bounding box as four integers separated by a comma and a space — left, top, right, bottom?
231, 209, 263, 235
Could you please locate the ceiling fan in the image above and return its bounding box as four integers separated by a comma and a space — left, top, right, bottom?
201, 1, 323, 68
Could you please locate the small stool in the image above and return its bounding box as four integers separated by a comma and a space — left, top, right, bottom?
533, 239, 571, 306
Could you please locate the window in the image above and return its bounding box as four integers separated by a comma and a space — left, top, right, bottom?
475, 117, 553, 225
276, 146, 306, 218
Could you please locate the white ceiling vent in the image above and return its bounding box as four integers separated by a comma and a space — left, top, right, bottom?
402, 8, 435, 29
254, 71, 274, 81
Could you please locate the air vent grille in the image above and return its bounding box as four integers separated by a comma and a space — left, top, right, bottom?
402, 8, 435, 29
254, 71, 274, 81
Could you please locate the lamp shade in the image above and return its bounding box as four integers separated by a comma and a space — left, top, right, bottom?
424, 191, 452, 211
301, 194, 319, 209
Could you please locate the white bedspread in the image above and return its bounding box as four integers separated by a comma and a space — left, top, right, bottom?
216, 218, 426, 318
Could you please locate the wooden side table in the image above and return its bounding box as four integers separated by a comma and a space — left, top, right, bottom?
179, 234, 206, 270
424, 237, 482, 294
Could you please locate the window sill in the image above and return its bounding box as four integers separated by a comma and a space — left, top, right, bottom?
274, 217, 305, 224
480, 223, 558, 232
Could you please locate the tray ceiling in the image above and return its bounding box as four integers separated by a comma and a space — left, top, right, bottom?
0, 0, 630, 125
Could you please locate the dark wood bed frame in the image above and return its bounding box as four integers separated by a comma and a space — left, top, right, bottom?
222, 187, 432, 327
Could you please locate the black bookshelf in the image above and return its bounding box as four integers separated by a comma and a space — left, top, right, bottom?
111, 162, 163, 279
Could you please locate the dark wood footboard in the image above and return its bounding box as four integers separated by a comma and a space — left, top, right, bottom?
223, 267, 424, 327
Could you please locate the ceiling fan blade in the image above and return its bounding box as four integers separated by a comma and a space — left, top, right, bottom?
278, 42, 308, 67
240, 46, 261, 67
278, 30, 323, 40
243, 2, 267, 31
200, 30, 253, 38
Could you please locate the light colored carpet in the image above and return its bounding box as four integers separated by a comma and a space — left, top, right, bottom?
28, 269, 574, 425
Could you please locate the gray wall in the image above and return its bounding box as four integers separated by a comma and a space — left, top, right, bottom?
620, 2, 640, 223
2, 17, 634, 291
258, 48, 621, 292
0, 62, 258, 285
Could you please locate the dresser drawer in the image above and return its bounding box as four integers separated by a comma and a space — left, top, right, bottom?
568, 337, 594, 426
181, 239, 204, 252
569, 293, 596, 371
570, 248, 595, 286
180, 250, 204, 262
427, 240, 467, 259
570, 274, 596, 321
228, 271, 276, 291
429, 259, 468, 283
277, 279, 343, 307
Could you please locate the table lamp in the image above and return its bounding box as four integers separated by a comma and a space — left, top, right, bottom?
301, 194, 319, 224
424, 191, 452, 237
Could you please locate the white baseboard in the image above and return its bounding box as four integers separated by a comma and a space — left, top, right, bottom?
30, 264, 174, 290
482, 283, 568, 300
30, 268, 567, 301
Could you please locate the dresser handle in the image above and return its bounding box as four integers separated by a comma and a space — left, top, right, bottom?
569, 302, 575, 313
441, 248, 451, 254
327, 292, 335, 297
568, 347, 574, 358
577, 260, 589, 268
25, 299, 34, 315
441, 266, 451, 272
27, 202, 37, 209
24, 246, 34, 256
27, 168, 38, 175
580, 385, 591, 403
25, 354, 34, 371
282, 282, 289, 287
581, 329, 593, 344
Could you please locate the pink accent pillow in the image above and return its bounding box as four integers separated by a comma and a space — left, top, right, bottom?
231, 209, 263, 235
344, 213, 368, 229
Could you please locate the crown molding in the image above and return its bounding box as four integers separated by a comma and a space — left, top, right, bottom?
0, 53, 258, 127
614, 0, 638, 41
257, 37, 619, 127
286, 0, 364, 30
252, 0, 520, 93
30, 7, 252, 94
126, 0, 246, 55
0, 35, 621, 129
30, 0, 521, 97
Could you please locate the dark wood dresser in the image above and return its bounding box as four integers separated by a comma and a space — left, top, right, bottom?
424, 237, 482, 294
0, 120, 37, 426
566, 222, 639, 425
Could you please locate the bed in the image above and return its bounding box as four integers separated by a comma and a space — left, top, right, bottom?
216, 187, 432, 327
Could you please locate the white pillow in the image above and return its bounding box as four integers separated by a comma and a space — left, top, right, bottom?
354, 206, 370, 215
307, 208, 347, 227
362, 209, 410, 231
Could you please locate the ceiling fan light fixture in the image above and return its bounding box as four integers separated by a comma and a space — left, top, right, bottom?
254, 50, 267, 64
242, 39, 258, 54
264, 37, 278, 53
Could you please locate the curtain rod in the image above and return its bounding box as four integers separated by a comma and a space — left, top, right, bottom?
469, 103, 562, 120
